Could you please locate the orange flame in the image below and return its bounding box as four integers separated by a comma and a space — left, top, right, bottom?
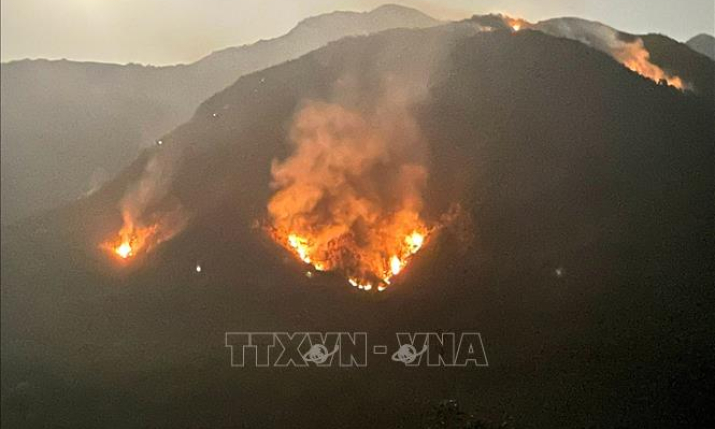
115, 242, 133, 259
506, 17, 530, 32
103, 218, 157, 261
276, 225, 428, 290
268, 101, 430, 291
615, 42, 685, 90
390, 255, 402, 276
533, 19, 687, 91
100, 149, 189, 264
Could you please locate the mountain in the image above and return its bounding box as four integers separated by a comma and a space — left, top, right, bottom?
641, 33, 715, 96
0, 4, 440, 225
533, 17, 715, 98
687, 33, 715, 60
2, 21, 713, 428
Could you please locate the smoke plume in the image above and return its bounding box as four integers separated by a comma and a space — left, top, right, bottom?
104, 148, 188, 260
267, 87, 431, 287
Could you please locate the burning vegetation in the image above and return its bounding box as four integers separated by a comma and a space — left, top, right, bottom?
533, 18, 688, 90
102, 152, 188, 262
267, 101, 431, 291
102, 209, 186, 263
103, 213, 157, 261
611, 38, 686, 90
504, 16, 531, 32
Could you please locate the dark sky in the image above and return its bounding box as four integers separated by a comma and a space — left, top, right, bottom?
2, 0, 713, 65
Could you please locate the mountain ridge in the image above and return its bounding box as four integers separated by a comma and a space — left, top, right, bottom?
3, 24, 712, 427
687, 33, 715, 60
0, 4, 441, 224
2, 8, 712, 228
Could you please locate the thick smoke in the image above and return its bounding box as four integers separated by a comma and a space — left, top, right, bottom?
265, 25, 486, 287
267, 95, 429, 283
264, 44, 453, 286
534, 18, 687, 90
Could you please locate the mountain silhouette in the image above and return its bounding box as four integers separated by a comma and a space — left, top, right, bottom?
0, 4, 439, 224
2, 21, 713, 428
687, 33, 715, 60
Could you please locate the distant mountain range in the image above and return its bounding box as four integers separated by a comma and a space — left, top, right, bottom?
0, 4, 440, 224
687, 33, 715, 60
2, 16, 713, 428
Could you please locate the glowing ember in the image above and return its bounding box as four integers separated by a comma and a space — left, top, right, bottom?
288, 234, 312, 264
390, 255, 402, 276
102, 218, 156, 262
406, 231, 424, 251
505, 16, 531, 32
115, 242, 133, 259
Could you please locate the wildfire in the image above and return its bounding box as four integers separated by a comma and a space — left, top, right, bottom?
505, 16, 531, 32
532, 19, 688, 91
115, 242, 133, 259
280, 228, 428, 290
390, 255, 402, 276
288, 234, 312, 264
102, 217, 156, 261
617, 45, 685, 90
100, 149, 189, 264
268, 100, 431, 292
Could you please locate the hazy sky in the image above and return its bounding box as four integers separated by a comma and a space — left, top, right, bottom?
2, 0, 713, 65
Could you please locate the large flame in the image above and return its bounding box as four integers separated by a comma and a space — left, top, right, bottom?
279, 226, 428, 290
613, 40, 685, 90
268, 101, 430, 291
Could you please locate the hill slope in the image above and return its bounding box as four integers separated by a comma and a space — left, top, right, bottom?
0, 4, 439, 224
533, 17, 715, 98
2, 23, 713, 428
